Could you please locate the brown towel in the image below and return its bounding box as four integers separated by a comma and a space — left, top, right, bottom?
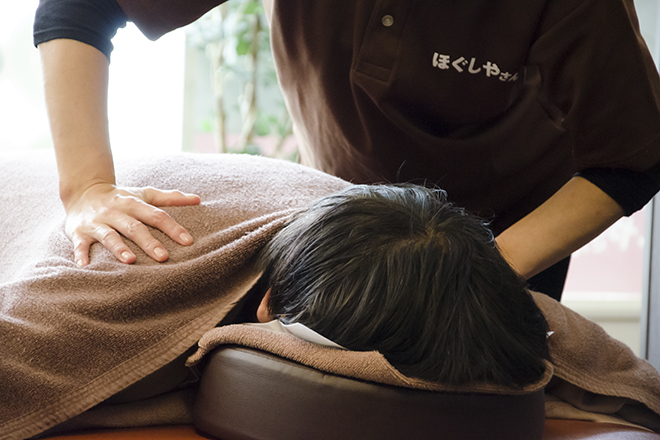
533, 292, 660, 431
2, 151, 659, 437
187, 323, 553, 395
183, 292, 660, 432
0, 151, 348, 440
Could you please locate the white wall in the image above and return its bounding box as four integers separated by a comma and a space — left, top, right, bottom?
0, 0, 185, 156
108, 26, 185, 158
0, 0, 51, 152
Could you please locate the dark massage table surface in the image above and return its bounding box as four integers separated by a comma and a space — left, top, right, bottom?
44, 421, 660, 440
45, 347, 660, 440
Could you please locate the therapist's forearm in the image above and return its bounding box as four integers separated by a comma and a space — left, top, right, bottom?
39, 39, 200, 267
495, 176, 625, 279
39, 38, 116, 206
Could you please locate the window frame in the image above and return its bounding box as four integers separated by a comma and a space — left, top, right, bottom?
642, 198, 660, 369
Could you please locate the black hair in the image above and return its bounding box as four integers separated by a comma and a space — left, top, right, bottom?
258, 184, 550, 388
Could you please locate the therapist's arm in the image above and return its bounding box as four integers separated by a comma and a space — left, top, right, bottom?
496, 176, 624, 280
39, 39, 200, 267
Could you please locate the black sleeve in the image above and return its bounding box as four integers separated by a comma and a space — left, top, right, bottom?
577, 161, 660, 216
33, 0, 128, 59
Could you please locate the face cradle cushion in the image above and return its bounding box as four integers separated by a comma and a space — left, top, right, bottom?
193, 347, 547, 440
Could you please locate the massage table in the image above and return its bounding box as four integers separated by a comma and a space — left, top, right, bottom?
41, 421, 660, 440
43, 345, 660, 440
41, 422, 660, 439
2, 152, 659, 440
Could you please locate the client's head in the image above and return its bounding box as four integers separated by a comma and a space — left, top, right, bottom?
257, 184, 549, 388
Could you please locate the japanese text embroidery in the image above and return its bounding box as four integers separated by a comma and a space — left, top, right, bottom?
432, 52, 519, 82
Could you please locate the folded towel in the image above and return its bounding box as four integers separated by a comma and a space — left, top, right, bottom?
187, 323, 553, 395
183, 291, 660, 432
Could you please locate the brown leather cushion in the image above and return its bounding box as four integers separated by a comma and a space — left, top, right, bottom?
193, 346, 547, 440
43, 347, 660, 440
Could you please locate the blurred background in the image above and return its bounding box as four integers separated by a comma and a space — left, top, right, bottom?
1, 0, 659, 354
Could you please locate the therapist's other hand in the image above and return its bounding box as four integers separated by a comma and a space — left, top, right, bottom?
65, 183, 201, 267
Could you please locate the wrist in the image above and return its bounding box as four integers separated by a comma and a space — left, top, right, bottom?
495, 231, 560, 280
58, 178, 116, 213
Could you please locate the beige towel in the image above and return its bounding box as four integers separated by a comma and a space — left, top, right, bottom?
0, 151, 348, 440
534, 292, 660, 432
184, 292, 660, 432
2, 151, 659, 437
187, 323, 553, 395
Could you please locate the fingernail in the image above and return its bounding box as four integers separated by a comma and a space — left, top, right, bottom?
121, 251, 133, 262
154, 247, 167, 259
179, 232, 193, 245
77, 259, 85, 267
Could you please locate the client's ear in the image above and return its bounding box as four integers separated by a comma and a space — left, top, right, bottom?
256, 288, 273, 323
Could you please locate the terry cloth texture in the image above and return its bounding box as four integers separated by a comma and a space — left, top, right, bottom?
0, 151, 348, 440
187, 290, 660, 432
187, 324, 553, 396
1, 151, 660, 437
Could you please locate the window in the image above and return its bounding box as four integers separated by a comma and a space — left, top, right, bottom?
0, 0, 51, 153
561, 0, 659, 356
0, 0, 185, 157
1, 0, 659, 357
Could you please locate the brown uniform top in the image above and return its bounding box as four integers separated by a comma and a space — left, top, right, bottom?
41, 0, 660, 233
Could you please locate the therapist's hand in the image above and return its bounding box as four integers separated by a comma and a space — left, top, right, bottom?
65, 183, 201, 267
38, 39, 201, 267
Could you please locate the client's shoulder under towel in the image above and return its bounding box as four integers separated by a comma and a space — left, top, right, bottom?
2, 151, 660, 438
0, 151, 349, 440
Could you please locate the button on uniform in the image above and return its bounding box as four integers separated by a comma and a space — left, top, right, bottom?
354, 3, 412, 81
